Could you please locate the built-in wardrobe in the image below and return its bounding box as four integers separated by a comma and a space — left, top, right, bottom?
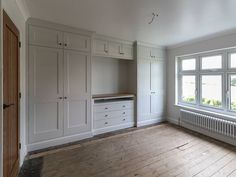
27, 18, 166, 151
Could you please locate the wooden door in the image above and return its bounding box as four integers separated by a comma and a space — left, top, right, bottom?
3, 11, 20, 177
28, 46, 64, 143
63, 50, 91, 135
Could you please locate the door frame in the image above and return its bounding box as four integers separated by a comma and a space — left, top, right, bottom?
3, 10, 20, 177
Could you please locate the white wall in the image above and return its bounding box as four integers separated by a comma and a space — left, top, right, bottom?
167, 31, 236, 124
92, 57, 131, 95
1, 0, 28, 167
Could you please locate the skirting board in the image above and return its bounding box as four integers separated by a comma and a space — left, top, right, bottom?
93, 122, 135, 135
137, 118, 164, 127
167, 117, 180, 125
27, 132, 93, 152
181, 122, 236, 146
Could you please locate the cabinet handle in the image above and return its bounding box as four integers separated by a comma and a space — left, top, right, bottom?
123, 118, 126, 121
122, 105, 126, 108
64, 97, 67, 99
105, 122, 108, 125
105, 115, 108, 117
105, 107, 108, 110
123, 112, 126, 114
3, 103, 14, 110
58, 42, 62, 46
58, 97, 63, 99
64, 43, 68, 47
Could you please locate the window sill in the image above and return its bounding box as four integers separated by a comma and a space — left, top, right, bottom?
175, 104, 236, 122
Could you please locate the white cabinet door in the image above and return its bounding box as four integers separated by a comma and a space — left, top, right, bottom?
150, 61, 165, 116
93, 38, 109, 56
29, 25, 63, 48
64, 32, 91, 52
138, 60, 151, 121
123, 44, 133, 60
138, 46, 152, 60
63, 50, 91, 135
28, 46, 64, 143
109, 41, 123, 58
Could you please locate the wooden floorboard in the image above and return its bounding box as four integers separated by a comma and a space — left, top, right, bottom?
19, 123, 236, 177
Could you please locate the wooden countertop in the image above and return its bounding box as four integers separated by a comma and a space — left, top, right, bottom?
92, 93, 135, 100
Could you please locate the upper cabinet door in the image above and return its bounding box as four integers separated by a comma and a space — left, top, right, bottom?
64, 32, 91, 52
150, 48, 165, 59
109, 41, 123, 58
123, 44, 133, 60
139, 46, 152, 60
93, 38, 109, 56
29, 25, 63, 48
63, 50, 91, 135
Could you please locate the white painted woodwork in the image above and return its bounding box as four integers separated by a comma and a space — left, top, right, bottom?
123, 43, 133, 59
28, 46, 64, 143
109, 41, 123, 58
28, 20, 92, 144
137, 43, 166, 124
63, 50, 91, 135
92, 35, 133, 60
93, 38, 109, 56
93, 100, 134, 134
64, 32, 91, 52
29, 25, 63, 48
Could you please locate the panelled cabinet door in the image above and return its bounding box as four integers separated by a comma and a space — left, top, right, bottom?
109, 41, 123, 58
138, 60, 151, 120
28, 46, 64, 143
63, 50, 91, 135
150, 61, 165, 116
29, 25, 63, 48
139, 46, 152, 60
64, 32, 91, 52
93, 38, 109, 56
123, 44, 133, 60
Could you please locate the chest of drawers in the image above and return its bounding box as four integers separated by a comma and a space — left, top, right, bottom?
93, 99, 135, 135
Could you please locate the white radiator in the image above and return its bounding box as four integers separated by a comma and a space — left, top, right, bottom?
180, 109, 236, 139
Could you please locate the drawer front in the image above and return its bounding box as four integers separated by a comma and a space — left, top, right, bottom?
94, 109, 133, 120
94, 116, 133, 129
94, 101, 134, 113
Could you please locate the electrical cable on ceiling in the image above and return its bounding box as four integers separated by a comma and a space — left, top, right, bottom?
148, 12, 159, 24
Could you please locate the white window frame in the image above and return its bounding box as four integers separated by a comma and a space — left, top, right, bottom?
176, 48, 236, 116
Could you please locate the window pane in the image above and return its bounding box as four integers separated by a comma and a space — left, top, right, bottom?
230, 75, 236, 111
230, 53, 236, 68
201, 75, 222, 108
201, 55, 222, 70
182, 59, 196, 71
182, 76, 196, 103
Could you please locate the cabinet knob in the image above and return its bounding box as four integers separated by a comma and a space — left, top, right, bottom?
105, 107, 108, 110
122, 105, 126, 108
123, 118, 126, 121
58, 42, 62, 46
58, 97, 63, 99
105, 115, 108, 117
64, 97, 67, 99
105, 122, 108, 125
64, 43, 68, 47
123, 112, 126, 114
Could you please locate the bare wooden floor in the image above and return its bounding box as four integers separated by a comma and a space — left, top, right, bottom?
24, 123, 236, 177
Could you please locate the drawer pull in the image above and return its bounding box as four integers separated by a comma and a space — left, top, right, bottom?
105, 122, 108, 125
105, 107, 108, 110
105, 115, 108, 117
123, 112, 126, 115
123, 118, 126, 121
122, 105, 126, 108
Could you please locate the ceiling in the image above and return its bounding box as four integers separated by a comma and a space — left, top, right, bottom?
22, 0, 236, 47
